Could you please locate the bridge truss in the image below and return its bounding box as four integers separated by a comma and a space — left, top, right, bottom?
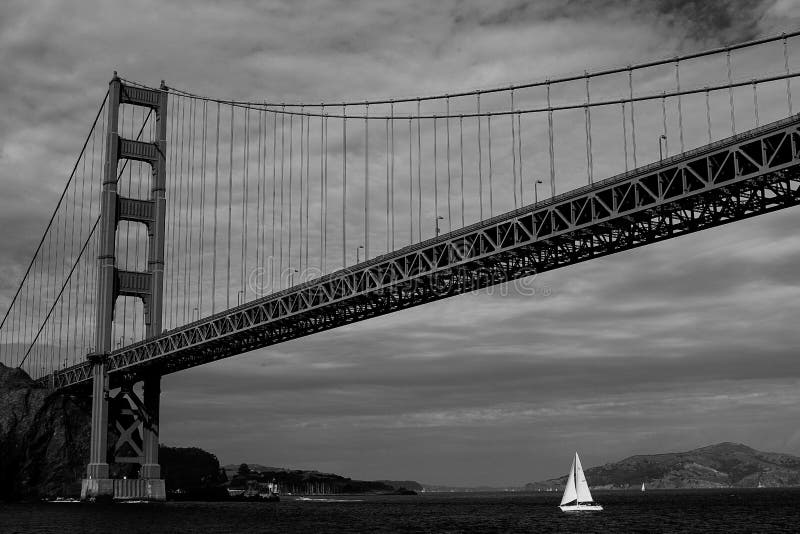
45, 112, 800, 391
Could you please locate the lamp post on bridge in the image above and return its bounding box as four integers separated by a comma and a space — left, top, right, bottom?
289, 268, 299, 287
534, 179, 543, 204
435, 216, 445, 237
356, 245, 364, 264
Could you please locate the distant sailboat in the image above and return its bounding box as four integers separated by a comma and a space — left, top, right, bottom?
641, 482, 646, 492
559, 452, 603, 512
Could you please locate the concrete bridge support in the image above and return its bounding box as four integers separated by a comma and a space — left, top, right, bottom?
81, 74, 168, 502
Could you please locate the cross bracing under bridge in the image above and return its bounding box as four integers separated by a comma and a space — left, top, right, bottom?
41, 111, 800, 391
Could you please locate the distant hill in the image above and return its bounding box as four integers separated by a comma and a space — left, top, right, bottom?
526, 443, 800, 490
222, 464, 421, 493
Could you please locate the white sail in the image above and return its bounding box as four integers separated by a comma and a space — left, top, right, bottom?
560, 456, 578, 505
574, 453, 594, 503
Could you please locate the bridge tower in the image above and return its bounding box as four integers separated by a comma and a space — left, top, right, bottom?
81, 73, 168, 501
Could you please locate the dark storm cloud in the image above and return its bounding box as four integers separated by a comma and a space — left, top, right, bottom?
454, 0, 767, 46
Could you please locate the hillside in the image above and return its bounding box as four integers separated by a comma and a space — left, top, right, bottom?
526, 442, 800, 490
0, 363, 92, 500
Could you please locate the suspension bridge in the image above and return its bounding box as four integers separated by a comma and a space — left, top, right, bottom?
2, 32, 800, 501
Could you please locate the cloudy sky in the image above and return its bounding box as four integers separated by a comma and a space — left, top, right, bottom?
3, 0, 800, 487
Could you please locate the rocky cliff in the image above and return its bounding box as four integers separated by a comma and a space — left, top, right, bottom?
526, 442, 800, 490
0, 363, 91, 500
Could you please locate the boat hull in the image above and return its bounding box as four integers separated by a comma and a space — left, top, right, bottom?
560, 503, 603, 512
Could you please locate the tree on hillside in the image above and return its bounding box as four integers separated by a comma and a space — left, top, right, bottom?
238, 463, 251, 476
159, 446, 225, 490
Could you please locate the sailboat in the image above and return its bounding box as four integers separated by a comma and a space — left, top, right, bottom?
559, 452, 603, 512
641, 482, 646, 492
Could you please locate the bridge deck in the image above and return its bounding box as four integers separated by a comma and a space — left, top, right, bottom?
42, 113, 800, 391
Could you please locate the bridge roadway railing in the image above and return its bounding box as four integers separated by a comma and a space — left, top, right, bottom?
41, 113, 800, 391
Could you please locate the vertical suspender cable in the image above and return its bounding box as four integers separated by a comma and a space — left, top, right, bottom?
113, 107, 123, 348
97, 100, 106, 346
65, 170, 76, 359
78, 146, 91, 354
459, 116, 465, 228
178, 101, 188, 323
727, 48, 736, 135
622, 103, 629, 173
417, 100, 422, 242
242, 107, 250, 301
198, 101, 208, 315
477, 94, 483, 221
130, 127, 141, 339
22, 248, 32, 366
226, 104, 234, 308
547, 81, 556, 197
342, 105, 347, 268
187, 100, 197, 321
510, 90, 517, 209
256, 107, 263, 293
299, 109, 304, 273
81, 125, 97, 354
57, 171, 68, 364
288, 114, 294, 281
271, 111, 277, 288
446, 97, 452, 231
212, 102, 220, 314
385, 116, 390, 252
319, 109, 324, 274
51, 210, 61, 367
785, 34, 793, 114
36, 238, 45, 372
187, 100, 198, 322
364, 104, 369, 260
262, 112, 269, 282
434, 116, 439, 231
408, 118, 413, 243
517, 113, 523, 204
65, 170, 75, 358
305, 112, 310, 275
279, 108, 285, 287
390, 103, 395, 251
661, 93, 669, 157
323, 112, 329, 274
487, 115, 493, 217
262, 109, 268, 288
584, 71, 593, 185
175, 99, 186, 326
628, 68, 637, 168
676, 59, 684, 153
167, 97, 178, 326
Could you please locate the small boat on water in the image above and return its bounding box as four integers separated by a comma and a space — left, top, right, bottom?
641, 482, 646, 492
559, 452, 603, 512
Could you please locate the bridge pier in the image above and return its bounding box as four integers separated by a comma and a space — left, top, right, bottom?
140, 376, 161, 480
81, 73, 168, 502
82, 353, 113, 501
